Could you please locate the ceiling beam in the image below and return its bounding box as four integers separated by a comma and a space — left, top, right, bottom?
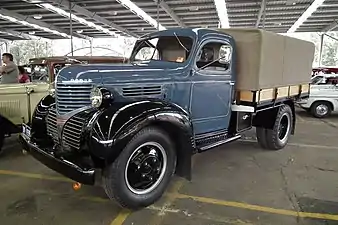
155, 0, 185, 27
321, 20, 338, 32
255, 0, 266, 28
287, 0, 326, 33
46, 0, 137, 37
0, 28, 46, 40
0, 8, 90, 39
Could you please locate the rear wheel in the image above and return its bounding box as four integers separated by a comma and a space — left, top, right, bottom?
102, 127, 176, 210
310, 101, 332, 118
256, 104, 293, 150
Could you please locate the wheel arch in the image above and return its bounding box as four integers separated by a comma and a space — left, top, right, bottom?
310, 100, 334, 111
89, 100, 194, 180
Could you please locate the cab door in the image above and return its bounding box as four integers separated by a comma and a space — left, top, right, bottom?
189, 39, 234, 136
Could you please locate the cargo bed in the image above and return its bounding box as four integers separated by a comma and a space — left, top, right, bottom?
236, 83, 310, 107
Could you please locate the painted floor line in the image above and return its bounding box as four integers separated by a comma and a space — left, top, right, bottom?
0, 169, 72, 182
3, 169, 338, 222
110, 209, 131, 225
172, 193, 338, 221
240, 139, 338, 150
34, 190, 253, 225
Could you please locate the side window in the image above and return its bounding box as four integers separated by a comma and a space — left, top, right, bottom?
196, 41, 232, 72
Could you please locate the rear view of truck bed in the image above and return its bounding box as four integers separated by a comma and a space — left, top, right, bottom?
218, 28, 314, 105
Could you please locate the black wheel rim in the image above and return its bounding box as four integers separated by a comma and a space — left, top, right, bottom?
278, 113, 290, 143
125, 142, 167, 195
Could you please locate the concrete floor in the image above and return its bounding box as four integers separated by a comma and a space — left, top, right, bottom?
1, 107, 338, 225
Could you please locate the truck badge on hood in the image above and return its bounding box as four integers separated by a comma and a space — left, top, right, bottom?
61, 78, 92, 84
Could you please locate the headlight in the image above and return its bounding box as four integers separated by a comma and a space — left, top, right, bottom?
90, 87, 103, 108
49, 88, 55, 97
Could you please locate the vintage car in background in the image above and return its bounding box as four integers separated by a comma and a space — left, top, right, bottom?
312, 67, 338, 77
24, 56, 127, 82
0, 56, 127, 154
298, 75, 338, 118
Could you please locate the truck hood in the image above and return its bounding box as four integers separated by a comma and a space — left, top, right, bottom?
56, 62, 188, 84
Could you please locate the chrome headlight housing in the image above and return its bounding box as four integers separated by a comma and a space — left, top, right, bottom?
90, 87, 103, 108
90, 87, 114, 108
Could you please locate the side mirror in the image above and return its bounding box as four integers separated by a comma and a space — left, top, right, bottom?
219, 45, 232, 64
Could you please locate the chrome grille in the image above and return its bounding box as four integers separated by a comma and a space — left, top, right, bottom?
122, 85, 162, 97
56, 83, 92, 115
46, 107, 59, 144
62, 115, 87, 150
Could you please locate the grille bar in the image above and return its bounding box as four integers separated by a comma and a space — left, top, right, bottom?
122, 86, 162, 97
46, 107, 59, 144
56, 83, 92, 115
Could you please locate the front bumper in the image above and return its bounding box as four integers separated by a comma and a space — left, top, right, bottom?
19, 132, 95, 185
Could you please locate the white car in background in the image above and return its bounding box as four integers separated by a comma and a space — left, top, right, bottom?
298, 76, 338, 118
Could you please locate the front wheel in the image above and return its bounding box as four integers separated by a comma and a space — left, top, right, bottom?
102, 127, 176, 210
256, 104, 293, 150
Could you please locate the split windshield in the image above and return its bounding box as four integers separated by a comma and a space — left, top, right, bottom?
131, 34, 194, 64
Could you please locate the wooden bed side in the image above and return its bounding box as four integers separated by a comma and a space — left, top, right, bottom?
236, 83, 310, 104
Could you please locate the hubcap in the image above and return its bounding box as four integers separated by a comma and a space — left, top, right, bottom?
278, 113, 291, 143
125, 142, 167, 195
316, 104, 328, 116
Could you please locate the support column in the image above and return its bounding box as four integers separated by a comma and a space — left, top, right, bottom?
69, 0, 74, 56
319, 33, 324, 67
90, 38, 93, 56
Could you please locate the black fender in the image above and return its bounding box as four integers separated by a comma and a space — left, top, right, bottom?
253, 100, 296, 135
89, 100, 194, 180
30, 95, 55, 143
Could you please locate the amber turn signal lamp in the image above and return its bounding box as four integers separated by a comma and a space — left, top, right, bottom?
72, 182, 82, 191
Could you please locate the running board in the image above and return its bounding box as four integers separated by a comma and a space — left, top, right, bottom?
198, 135, 242, 152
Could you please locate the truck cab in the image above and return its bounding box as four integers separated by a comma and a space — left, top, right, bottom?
20, 28, 312, 210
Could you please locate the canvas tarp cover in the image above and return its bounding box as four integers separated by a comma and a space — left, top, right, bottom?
218, 28, 315, 91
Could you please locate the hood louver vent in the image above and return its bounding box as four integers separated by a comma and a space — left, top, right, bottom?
122, 85, 162, 97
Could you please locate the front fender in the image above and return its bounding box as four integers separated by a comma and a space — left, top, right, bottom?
89, 100, 194, 179
30, 94, 55, 142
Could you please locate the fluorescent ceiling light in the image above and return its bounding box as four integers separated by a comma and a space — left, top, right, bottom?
287, 0, 326, 33
33, 14, 42, 19
116, 0, 166, 30
214, 0, 230, 28
0, 13, 70, 38
39, 3, 119, 37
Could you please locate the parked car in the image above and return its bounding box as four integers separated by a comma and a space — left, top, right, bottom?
20, 28, 314, 209
298, 76, 338, 118
0, 56, 127, 154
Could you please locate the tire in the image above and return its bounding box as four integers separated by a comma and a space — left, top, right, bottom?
310, 101, 332, 118
259, 104, 293, 150
102, 126, 177, 210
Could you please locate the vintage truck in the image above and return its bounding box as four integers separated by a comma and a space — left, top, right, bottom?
0, 56, 126, 154
20, 28, 314, 209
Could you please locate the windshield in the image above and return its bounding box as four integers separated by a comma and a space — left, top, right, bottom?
29, 64, 49, 82
130, 35, 194, 63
